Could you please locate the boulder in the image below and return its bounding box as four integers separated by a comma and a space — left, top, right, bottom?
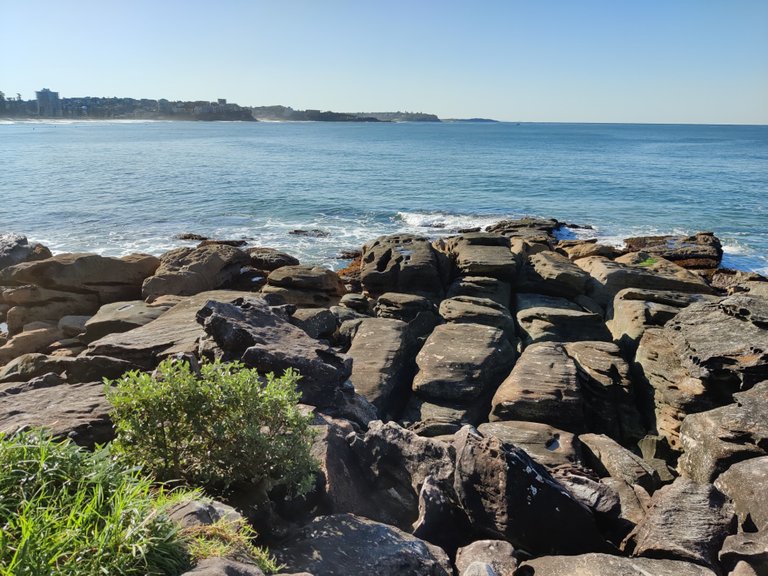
195, 297, 351, 409
679, 383, 768, 483
579, 433, 660, 494
516, 553, 717, 575
439, 296, 515, 340
577, 255, 713, 307
272, 514, 453, 576
455, 540, 517, 576
515, 293, 611, 346
557, 239, 623, 261
600, 477, 650, 527
447, 276, 512, 308
248, 247, 299, 271
623, 232, 723, 271
0, 353, 137, 385
518, 250, 591, 299
81, 300, 171, 343
58, 315, 90, 338
412, 323, 515, 403
289, 307, 337, 340
179, 558, 265, 576
401, 396, 486, 437
440, 233, 517, 281
0, 233, 51, 271
0, 380, 112, 448
262, 265, 346, 308
1, 252, 160, 303
374, 292, 440, 340
360, 234, 448, 298
141, 245, 249, 301
346, 318, 418, 419
478, 421, 579, 469
452, 426, 609, 555
0, 325, 62, 366
718, 532, 768, 576
490, 342, 584, 433
485, 217, 559, 242
628, 477, 735, 571
714, 456, 768, 532
564, 341, 645, 443
413, 473, 473, 552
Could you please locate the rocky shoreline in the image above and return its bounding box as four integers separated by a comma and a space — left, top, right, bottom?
1, 217, 767, 576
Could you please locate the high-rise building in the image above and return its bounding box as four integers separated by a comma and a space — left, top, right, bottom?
36, 88, 61, 117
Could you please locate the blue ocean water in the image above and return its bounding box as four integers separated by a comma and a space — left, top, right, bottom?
1, 120, 766, 273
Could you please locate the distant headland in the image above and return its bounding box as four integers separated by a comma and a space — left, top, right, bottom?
0, 88, 465, 123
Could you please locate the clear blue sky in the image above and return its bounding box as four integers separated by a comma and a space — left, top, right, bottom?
2, 0, 766, 123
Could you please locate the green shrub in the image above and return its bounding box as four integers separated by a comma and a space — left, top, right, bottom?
106, 359, 315, 498
0, 430, 187, 576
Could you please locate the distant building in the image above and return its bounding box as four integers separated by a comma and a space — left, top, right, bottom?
36, 88, 61, 117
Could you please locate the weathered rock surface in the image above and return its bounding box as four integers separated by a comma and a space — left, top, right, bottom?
248, 247, 299, 271
0, 324, 62, 365
180, 558, 265, 576
557, 239, 623, 261
272, 514, 453, 576
360, 234, 448, 298
679, 383, 768, 483
518, 250, 591, 298
718, 531, 768, 576
374, 292, 439, 340
0, 380, 112, 448
142, 245, 249, 301
439, 296, 515, 340
440, 233, 517, 281
455, 540, 517, 576
0, 353, 137, 385
412, 323, 515, 403
453, 426, 608, 555
0, 233, 52, 271
714, 456, 768, 532
515, 293, 611, 346
485, 217, 559, 242
579, 433, 660, 494
195, 296, 351, 408
478, 421, 579, 468
289, 307, 337, 340
623, 232, 723, 271
628, 477, 735, 571
262, 265, 346, 308
490, 342, 584, 432
401, 396, 486, 437
346, 318, 418, 419
516, 553, 717, 575
81, 300, 170, 343
447, 276, 512, 308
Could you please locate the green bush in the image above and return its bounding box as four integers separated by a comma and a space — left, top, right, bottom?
106, 359, 315, 498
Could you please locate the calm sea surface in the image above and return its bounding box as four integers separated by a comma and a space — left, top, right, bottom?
1, 120, 766, 273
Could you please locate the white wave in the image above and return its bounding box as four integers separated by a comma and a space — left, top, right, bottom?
395, 210, 508, 232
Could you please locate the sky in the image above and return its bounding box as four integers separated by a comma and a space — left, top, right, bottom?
1, 0, 767, 124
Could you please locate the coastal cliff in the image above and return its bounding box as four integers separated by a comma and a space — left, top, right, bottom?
1, 221, 766, 575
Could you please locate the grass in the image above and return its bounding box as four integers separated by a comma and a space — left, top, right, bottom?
636, 256, 658, 267
0, 431, 279, 576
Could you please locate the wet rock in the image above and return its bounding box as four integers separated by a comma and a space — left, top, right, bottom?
579, 433, 660, 494
272, 514, 453, 576
679, 383, 768, 483
490, 342, 584, 433
360, 234, 448, 298
516, 553, 717, 575
262, 265, 346, 308
412, 323, 515, 403
448, 276, 512, 308
518, 250, 591, 299
714, 456, 768, 532
439, 296, 515, 340
628, 477, 735, 571
248, 247, 299, 271
485, 217, 559, 242
347, 318, 418, 420
0, 233, 51, 271
515, 293, 611, 346
478, 421, 579, 469
456, 540, 517, 576
288, 229, 329, 238
452, 426, 609, 555
623, 232, 723, 271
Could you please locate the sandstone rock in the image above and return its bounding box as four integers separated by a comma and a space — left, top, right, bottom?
347, 318, 418, 419
81, 300, 170, 343
439, 296, 515, 340
374, 292, 439, 340
518, 250, 591, 298
0, 353, 137, 385
623, 232, 723, 271
456, 540, 517, 576
715, 456, 768, 532
142, 245, 249, 301
516, 553, 717, 575
628, 477, 735, 571
679, 383, 768, 484
485, 217, 559, 241
564, 341, 645, 443
448, 276, 512, 308
401, 396, 486, 437
1, 252, 160, 303
600, 477, 650, 527
179, 558, 265, 576
579, 433, 660, 494
412, 323, 515, 403
515, 293, 611, 346
577, 255, 713, 307
478, 421, 579, 468
166, 499, 242, 529
58, 315, 90, 338
718, 531, 768, 576
289, 307, 337, 340
85, 290, 248, 369
441, 232, 517, 281
0, 325, 62, 366
262, 265, 346, 307
490, 342, 584, 433
339, 292, 371, 314
248, 247, 299, 271
360, 234, 448, 298
413, 473, 472, 552
557, 239, 623, 261
0, 233, 51, 271
453, 426, 608, 555
0, 380, 112, 448
272, 514, 453, 576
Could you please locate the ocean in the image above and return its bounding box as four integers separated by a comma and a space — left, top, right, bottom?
1, 120, 766, 273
